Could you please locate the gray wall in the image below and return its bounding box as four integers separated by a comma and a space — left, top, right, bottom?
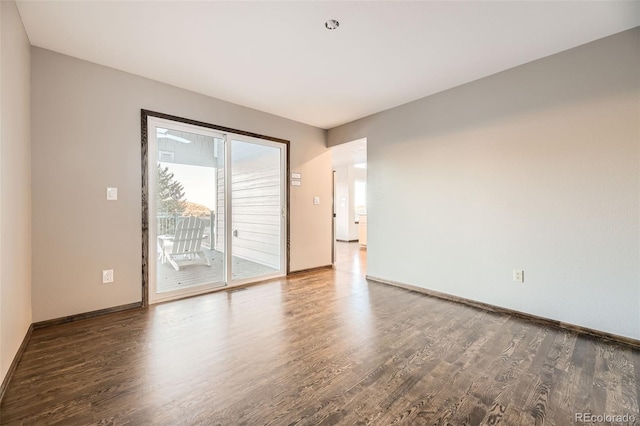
328, 28, 640, 339
31, 48, 332, 322
0, 0, 32, 383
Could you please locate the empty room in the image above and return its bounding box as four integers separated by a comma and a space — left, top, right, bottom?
1, 1, 639, 424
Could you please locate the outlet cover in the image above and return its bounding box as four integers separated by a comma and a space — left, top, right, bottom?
107, 187, 118, 201
102, 269, 114, 284
513, 270, 524, 283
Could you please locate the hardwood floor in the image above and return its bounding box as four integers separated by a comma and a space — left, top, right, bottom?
2, 242, 639, 425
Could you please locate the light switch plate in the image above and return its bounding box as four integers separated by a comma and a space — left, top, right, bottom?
107, 187, 118, 201
313, 196, 320, 205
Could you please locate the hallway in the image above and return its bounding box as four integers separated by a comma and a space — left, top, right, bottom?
333, 241, 366, 277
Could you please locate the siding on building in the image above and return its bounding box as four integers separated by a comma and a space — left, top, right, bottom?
216, 140, 282, 270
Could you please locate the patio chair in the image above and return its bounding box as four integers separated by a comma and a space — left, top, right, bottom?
161, 216, 211, 271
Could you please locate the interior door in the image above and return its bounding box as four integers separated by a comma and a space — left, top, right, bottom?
332, 170, 336, 264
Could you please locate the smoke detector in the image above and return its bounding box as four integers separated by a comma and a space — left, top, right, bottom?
325, 20, 339, 30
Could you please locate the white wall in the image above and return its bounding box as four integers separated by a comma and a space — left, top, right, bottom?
328, 28, 640, 339
0, 0, 32, 383
1, 0, 4, 387
334, 165, 366, 241
31, 48, 331, 322
334, 165, 352, 241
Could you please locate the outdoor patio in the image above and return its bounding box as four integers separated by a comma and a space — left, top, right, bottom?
157, 247, 279, 293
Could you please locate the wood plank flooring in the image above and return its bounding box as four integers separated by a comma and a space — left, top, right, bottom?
2, 243, 639, 425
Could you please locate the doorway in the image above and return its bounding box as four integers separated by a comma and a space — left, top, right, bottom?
330, 138, 367, 273
143, 111, 288, 304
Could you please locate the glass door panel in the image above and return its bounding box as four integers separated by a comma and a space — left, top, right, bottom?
230, 138, 285, 282
149, 117, 226, 303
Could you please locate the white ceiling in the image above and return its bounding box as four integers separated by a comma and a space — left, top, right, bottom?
332, 138, 367, 168
16, 1, 640, 129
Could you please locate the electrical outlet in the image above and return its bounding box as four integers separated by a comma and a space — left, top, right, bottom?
102, 269, 114, 284
513, 269, 524, 283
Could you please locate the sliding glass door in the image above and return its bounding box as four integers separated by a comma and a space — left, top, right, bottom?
147, 116, 287, 303
230, 137, 286, 283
